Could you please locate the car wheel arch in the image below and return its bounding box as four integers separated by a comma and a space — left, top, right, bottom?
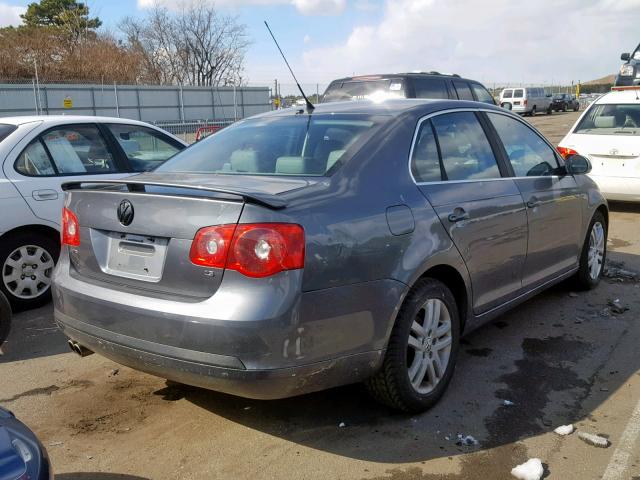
0, 224, 60, 247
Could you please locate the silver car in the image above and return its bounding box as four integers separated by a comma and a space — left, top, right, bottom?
53, 99, 607, 412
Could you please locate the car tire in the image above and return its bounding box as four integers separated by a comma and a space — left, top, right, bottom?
575, 211, 607, 290
530, 106, 537, 116
0, 291, 11, 346
562, 104, 567, 112
546, 105, 552, 115
0, 232, 59, 311
366, 278, 460, 413
574, 105, 579, 112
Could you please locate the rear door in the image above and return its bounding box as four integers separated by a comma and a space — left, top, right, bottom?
5, 123, 129, 227
411, 111, 528, 313
452, 80, 475, 101
485, 111, 584, 287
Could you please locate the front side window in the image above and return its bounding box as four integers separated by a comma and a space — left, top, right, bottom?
574, 103, 640, 136
471, 83, 495, 104
15, 125, 116, 176
431, 112, 501, 181
107, 124, 182, 172
453, 81, 474, 101
156, 115, 383, 176
487, 113, 559, 176
413, 78, 449, 99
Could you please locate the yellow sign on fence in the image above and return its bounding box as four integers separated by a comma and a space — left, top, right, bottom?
63, 96, 73, 109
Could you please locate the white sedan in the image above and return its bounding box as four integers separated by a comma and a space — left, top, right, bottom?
558, 88, 640, 202
0, 116, 187, 309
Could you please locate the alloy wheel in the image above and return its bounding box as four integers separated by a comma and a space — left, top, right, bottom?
588, 222, 605, 280
407, 298, 453, 394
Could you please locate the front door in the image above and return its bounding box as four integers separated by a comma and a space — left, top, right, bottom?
485, 112, 584, 288
411, 111, 528, 314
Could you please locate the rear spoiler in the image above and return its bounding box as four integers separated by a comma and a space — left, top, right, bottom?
61, 180, 287, 210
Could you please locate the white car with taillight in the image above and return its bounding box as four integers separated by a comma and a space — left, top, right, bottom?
558, 87, 640, 202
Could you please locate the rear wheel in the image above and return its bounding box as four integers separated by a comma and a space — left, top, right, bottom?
530, 106, 537, 116
562, 103, 567, 112
546, 105, 552, 114
366, 278, 460, 412
0, 232, 59, 310
575, 211, 607, 290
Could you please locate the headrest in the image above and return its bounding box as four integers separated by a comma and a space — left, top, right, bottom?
594, 116, 615, 128
275, 156, 306, 174
230, 150, 259, 172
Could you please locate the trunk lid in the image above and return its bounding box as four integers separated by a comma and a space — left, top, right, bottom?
63, 172, 313, 299
564, 134, 640, 177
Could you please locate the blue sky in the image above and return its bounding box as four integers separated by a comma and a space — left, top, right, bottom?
1, 0, 639, 91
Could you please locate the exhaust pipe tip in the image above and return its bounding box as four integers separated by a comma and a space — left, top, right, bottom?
67, 339, 94, 357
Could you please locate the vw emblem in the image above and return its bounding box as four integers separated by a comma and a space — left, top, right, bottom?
117, 199, 134, 226
609, 148, 619, 156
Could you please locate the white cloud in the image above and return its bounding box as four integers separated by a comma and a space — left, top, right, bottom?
303, 34, 311, 43
292, 0, 346, 15
0, 2, 25, 27
301, 0, 640, 84
138, 0, 346, 15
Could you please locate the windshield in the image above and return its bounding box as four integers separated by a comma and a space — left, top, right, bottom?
155, 114, 383, 176
0, 124, 16, 143
574, 103, 640, 136
322, 79, 404, 102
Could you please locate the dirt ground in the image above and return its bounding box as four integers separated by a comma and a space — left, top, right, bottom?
2, 110, 640, 480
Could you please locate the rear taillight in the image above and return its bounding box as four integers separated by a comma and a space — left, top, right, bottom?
62, 207, 80, 246
190, 223, 305, 278
557, 146, 578, 159
523, 99, 528, 106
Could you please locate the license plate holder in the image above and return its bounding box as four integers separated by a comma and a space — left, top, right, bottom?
103, 232, 169, 282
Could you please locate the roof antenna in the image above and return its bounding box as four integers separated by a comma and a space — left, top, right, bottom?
264, 21, 315, 114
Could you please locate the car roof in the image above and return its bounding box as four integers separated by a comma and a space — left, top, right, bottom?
595, 89, 640, 104
252, 98, 505, 119
0, 115, 161, 127
328, 72, 476, 83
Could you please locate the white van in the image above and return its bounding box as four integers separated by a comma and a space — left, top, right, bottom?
500, 87, 552, 116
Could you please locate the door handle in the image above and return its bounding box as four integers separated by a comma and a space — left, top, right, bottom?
526, 197, 540, 209
32, 189, 59, 201
448, 208, 469, 223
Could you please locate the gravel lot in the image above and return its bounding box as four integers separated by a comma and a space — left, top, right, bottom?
2, 110, 640, 480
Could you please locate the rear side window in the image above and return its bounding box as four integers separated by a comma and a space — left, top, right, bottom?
0, 124, 16, 143
471, 83, 495, 104
487, 113, 559, 176
431, 112, 501, 181
412, 78, 449, 99
411, 120, 442, 182
15, 125, 117, 176
452, 81, 474, 101
107, 124, 182, 172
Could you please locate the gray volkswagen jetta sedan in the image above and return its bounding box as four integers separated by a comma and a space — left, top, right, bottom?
53, 99, 608, 412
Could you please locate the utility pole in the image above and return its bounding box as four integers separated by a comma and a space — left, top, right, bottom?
274, 79, 279, 109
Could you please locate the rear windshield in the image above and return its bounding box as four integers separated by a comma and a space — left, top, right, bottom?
513, 89, 524, 98
0, 124, 17, 143
574, 103, 640, 136
322, 79, 404, 102
502, 89, 513, 99
155, 114, 383, 176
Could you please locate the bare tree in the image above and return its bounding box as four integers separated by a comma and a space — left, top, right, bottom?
120, 1, 249, 87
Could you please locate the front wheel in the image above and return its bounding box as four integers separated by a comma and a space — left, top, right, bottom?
366, 278, 460, 412
575, 211, 607, 290
0, 232, 59, 310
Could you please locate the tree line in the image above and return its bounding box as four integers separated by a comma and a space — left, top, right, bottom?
0, 0, 249, 86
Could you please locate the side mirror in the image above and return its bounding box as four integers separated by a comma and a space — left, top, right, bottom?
621, 52, 630, 61
565, 154, 591, 175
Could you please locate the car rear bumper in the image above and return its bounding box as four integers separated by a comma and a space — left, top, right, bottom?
53, 250, 403, 399
589, 174, 640, 202
56, 311, 384, 399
